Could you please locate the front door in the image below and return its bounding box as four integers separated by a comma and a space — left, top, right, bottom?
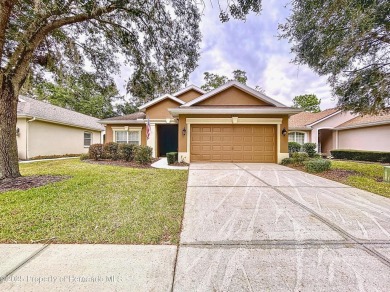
158, 124, 178, 156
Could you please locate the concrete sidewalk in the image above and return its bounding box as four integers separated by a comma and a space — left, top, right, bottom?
2, 162, 390, 291
151, 157, 188, 170
0, 244, 176, 291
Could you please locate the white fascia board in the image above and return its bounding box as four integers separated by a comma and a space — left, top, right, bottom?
169, 107, 302, 117
138, 94, 185, 110
335, 120, 390, 130
182, 80, 287, 107
172, 85, 205, 97
307, 110, 342, 127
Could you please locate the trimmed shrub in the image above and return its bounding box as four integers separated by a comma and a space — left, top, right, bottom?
330, 149, 390, 163
304, 159, 331, 173
281, 158, 294, 165
89, 144, 104, 160
291, 152, 310, 165
166, 152, 178, 165
119, 144, 136, 161
104, 142, 120, 160
313, 153, 322, 159
80, 153, 90, 160
302, 143, 317, 157
134, 146, 153, 165
288, 142, 302, 154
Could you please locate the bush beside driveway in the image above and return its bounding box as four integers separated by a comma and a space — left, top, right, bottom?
0, 160, 187, 244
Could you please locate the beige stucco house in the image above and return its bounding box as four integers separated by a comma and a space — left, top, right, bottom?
17, 96, 103, 160
288, 109, 390, 155
100, 81, 301, 163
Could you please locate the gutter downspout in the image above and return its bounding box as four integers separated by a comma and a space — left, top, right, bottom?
26, 117, 36, 160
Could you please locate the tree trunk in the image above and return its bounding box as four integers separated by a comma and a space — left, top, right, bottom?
0, 78, 21, 179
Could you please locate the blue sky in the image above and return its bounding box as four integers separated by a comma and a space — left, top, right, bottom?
116, 1, 337, 109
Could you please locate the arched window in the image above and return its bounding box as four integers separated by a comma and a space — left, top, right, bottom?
288, 132, 305, 145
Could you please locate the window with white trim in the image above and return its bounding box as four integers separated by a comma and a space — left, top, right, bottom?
115, 130, 140, 145
288, 132, 305, 145
84, 132, 92, 147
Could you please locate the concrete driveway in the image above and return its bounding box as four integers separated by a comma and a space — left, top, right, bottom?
173, 163, 390, 291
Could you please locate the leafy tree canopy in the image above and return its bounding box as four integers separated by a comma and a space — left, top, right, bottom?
0, 0, 262, 179
280, 0, 390, 114
24, 72, 120, 119
292, 94, 321, 112
200, 69, 249, 91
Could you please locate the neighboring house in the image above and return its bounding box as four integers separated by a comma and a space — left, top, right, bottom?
288, 109, 390, 154
99, 81, 301, 163
334, 114, 390, 152
17, 96, 104, 160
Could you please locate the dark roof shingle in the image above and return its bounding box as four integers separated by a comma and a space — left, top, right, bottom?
100, 112, 146, 122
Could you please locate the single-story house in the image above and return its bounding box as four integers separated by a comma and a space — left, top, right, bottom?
17, 96, 104, 160
288, 109, 390, 154
99, 81, 301, 163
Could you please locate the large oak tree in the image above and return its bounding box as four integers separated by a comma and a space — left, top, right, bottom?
0, 0, 261, 179
280, 0, 389, 114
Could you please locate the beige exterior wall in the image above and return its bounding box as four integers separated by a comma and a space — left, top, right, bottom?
145, 99, 181, 119
337, 125, 390, 152
25, 120, 101, 159
176, 89, 203, 103
196, 87, 270, 106
16, 118, 28, 160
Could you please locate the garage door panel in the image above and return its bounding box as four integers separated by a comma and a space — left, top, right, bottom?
191, 124, 276, 163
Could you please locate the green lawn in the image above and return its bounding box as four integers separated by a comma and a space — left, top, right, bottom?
331, 160, 390, 198
0, 160, 188, 244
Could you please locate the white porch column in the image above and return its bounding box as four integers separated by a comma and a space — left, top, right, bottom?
147, 124, 157, 158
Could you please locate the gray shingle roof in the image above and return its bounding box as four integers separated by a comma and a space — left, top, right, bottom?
17, 96, 104, 131
99, 112, 146, 122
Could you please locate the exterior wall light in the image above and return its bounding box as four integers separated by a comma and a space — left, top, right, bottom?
16, 127, 20, 136
182, 127, 187, 136
282, 128, 287, 136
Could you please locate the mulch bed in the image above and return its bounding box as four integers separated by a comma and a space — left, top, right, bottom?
0, 175, 68, 193
85, 159, 159, 169
315, 169, 358, 182
171, 162, 189, 167
288, 165, 357, 183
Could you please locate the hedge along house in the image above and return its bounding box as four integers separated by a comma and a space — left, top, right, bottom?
17, 96, 104, 160
100, 81, 301, 163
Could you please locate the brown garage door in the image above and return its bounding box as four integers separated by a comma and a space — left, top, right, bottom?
190, 124, 276, 162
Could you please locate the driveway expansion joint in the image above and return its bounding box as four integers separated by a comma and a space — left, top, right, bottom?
233, 163, 390, 268
0, 243, 51, 285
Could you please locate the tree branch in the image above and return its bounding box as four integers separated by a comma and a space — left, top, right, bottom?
10, 4, 118, 89
0, 0, 16, 69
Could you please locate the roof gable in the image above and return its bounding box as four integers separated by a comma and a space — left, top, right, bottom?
175, 89, 204, 103
139, 94, 184, 110
183, 81, 286, 107
289, 109, 340, 129
172, 85, 205, 97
